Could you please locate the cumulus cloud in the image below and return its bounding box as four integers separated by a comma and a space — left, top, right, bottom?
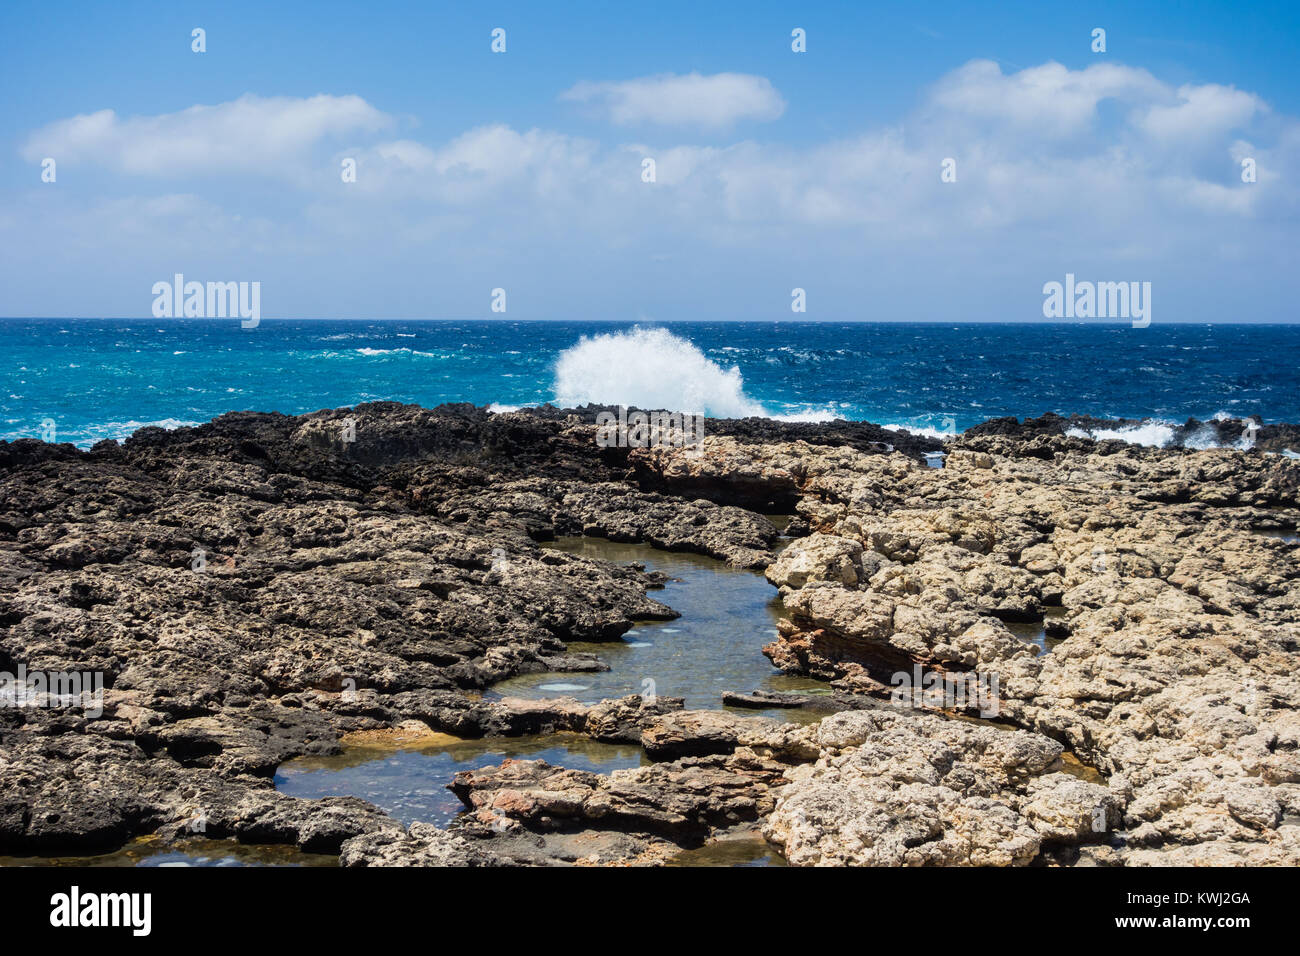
373, 125, 594, 179
560, 72, 785, 128
927, 60, 1167, 137
21, 94, 391, 175
536, 58, 1284, 235
353, 126, 601, 204
1135, 83, 1264, 144
7, 61, 1298, 319
22, 63, 1284, 228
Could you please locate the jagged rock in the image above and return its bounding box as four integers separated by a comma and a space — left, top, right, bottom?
762, 710, 1074, 866
444, 751, 793, 864
4, 404, 1298, 867
339, 822, 511, 867
765, 534, 863, 588
640, 710, 784, 760
0, 403, 772, 855
637, 423, 1300, 866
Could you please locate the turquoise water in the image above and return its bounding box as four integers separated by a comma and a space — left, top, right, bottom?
5, 319, 1299, 446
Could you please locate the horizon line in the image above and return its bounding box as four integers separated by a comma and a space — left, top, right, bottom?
2, 317, 1297, 326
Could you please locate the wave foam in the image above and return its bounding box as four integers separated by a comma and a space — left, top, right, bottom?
770, 408, 845, 423
884, 423, 960, 441
552, 327, 767, 418
1065, 420, 1256, 450
3, 418, 202, 449
1065, 422, 1178, 447
352, 347, 446, 358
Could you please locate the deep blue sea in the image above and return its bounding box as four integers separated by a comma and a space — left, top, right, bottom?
4, 319, 1298, 448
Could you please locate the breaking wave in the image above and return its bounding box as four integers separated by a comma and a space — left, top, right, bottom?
552, 327, 768, 418
1065, 419, 1255, 450
3, 418, 202, 449
1065, 422, 1180, 447
883, 423, 961, 441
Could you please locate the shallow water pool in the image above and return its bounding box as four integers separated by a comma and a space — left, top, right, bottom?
275, 731, 645, 828
489, 536, 829, 718
0, 836, 337, 868
273, 537, 824, 855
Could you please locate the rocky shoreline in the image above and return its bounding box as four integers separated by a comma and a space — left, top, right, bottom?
1, 403, 1297, 866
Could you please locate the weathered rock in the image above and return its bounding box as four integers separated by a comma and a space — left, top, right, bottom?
4, 404, 1298, 867
0, 403, 773, 855
763, 710, 1079, 866
444, 751, 793, 864
650, 421, 1300, 866
339, 822, 511, 867
764, 534, 863, 588
640, 710, 784, 760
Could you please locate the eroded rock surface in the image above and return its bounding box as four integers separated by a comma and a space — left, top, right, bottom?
633, 421, 1300, 865
0, 404, 772, 854
763, 710, 1120, 866
4, 405, 1297, 866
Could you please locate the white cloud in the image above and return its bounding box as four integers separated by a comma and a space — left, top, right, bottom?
21, 94, 391, 175
7, 60, 1298, 319
560, 72, 785, 128
354, 125, 600, 203
926, 60, 1166, 137
1135, 83, 1264, 144
25, 64, 1284, 229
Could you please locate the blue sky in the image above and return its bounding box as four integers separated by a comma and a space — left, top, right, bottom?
1, 0, 1297, 321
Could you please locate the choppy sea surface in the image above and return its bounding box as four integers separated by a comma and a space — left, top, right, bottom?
4, 318, 1298, 447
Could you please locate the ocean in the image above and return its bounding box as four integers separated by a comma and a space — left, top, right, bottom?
4, 318, 1298, 448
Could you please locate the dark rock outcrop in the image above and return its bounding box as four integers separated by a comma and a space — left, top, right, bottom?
4, 402, 1298, 866
0, 403, 775, 854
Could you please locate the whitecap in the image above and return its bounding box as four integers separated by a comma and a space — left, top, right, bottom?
883, 423, 960, 441
552, 326, 767, 418
7, 417, 203, 449
771, 407, 845, 423
1065, 423, 1177, 447
1068, 420, 1258, 451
